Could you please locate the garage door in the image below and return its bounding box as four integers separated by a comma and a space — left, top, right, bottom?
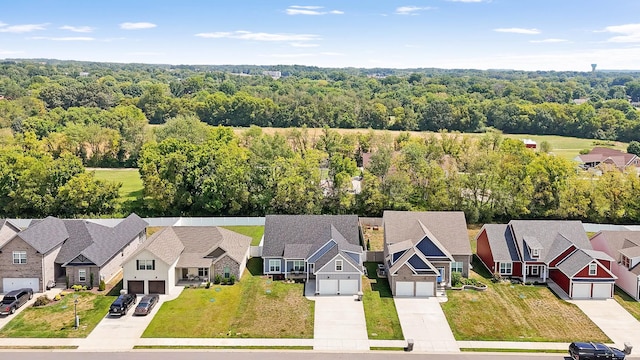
592, 283, 612, 299
318, 279, 339, 295
148, 280, 166, 294
128, 280, 144, 295
396, 281, 414, 296
415, 282, 434, 297
339, 279, 358, 295
572, 283, 591, 299
3, 278, 39, 293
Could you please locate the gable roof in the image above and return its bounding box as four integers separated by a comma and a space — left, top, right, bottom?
508, 220, 591, 262
594, 231, 640, 254
383, 211, 471, 256
262, 215, 361, 258
0, 219, 21, 248
481, 224, 520, 262
18, 217, 69, 254
577, 147, 638, 169
126, 226, 251, 268
556, 249, 616, 279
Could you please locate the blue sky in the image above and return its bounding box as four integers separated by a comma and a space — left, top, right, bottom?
1, 0, 640, 71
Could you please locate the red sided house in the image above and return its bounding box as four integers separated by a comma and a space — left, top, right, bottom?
476, 220, 617, 299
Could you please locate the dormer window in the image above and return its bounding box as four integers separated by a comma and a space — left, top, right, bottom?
588, 263, 597, 276
621, 255, 630, 269
532, 248, 540, 257
335, 260, 343, 271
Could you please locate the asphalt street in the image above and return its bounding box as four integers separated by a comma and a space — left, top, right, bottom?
0, 352, 576, 360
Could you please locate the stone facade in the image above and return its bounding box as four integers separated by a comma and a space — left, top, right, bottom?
65, 266, 100, 288
213, 255, 240, 279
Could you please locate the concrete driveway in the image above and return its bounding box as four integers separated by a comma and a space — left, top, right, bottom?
78, 289, 183, 351
571, 298, 640, 348
312, 296, 369, 351
394, 297, 459, 353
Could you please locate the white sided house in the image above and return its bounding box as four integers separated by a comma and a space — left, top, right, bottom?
591, 231, 640, 301
122, 226, 251, 295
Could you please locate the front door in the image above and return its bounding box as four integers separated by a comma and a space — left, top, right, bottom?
437, 267, 446, 283
181, 268, 188, 279
531, 266, 539, 276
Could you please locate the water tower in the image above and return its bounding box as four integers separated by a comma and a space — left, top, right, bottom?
591, 64, 597, 73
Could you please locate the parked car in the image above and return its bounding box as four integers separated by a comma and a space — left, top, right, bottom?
134, 294, 159, 316
0, 288, 33, 315
569, 342, 626, 360
108, 294, 137, 316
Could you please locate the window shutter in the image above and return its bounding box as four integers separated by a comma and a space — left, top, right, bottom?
152, 260, 155, 270
136, 260, 140, 270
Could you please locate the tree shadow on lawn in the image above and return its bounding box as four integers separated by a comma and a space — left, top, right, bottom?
246, 257, 264, 276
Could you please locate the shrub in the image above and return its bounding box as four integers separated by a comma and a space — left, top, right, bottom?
90, 272, 94, 289
229, 275, 236, 285
451, 272, 463, 287
33, 295, 51, 307
205, 281, 211, 289
53, 294, 61, 301
71, 284, 88, 291
98, 279, 106, 291
214, 275, 222, 284
491, 272, 503, 283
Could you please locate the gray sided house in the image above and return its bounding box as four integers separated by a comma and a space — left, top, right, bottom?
262, 215, 364, 296
383, 211, 472, 297
122, 226, 251, 295
0, 214, 147, 294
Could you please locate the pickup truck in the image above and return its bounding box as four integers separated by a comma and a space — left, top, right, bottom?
1, 288, 33, 315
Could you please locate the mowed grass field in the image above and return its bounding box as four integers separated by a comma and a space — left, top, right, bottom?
89, 168, 143, 202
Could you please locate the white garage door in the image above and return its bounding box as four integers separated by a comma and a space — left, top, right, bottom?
396, 281, 414, 296
318, 279, 339, 295
572, 283, 591, 299
3, 278, 39, 293
339, 279, 359, 295
592, 283, 613, 299
415, 282, 434, 297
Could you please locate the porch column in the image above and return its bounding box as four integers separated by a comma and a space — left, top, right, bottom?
542, 266, 547, 282
523, 263, 527, 283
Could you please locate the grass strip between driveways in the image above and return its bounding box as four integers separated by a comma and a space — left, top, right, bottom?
0, 292, 115, 338
614, 287, 640, 321
134, 345, 313, 350
362, 262, 403, 340
221, 226, 264, 246
143, 258, 314, 338
440, 256, 610, 343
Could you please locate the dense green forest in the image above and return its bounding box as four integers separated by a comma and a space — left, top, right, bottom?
1, 59, 640, 223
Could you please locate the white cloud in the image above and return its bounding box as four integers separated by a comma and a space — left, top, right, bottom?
195, 30, 321, 42
494, 28, 541, 35
290, 42, 320, 47
0, 49, 23, 55
602, 23, 640, 43
395, 6, 434, 15
59, 25, 94, 33
120, 22, 157, 30
530, 38, 568, 43
0, 23, 47, 33
261, 51, 343, 58
31, 36, 94, 41
285, 5, 343, 15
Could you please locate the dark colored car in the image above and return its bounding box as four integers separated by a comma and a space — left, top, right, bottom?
569, 342, 626, 360
0, 288, 33, 315
134, 294, 159, 316
108, 294, 137, 316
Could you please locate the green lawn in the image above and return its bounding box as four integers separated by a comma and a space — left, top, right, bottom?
498, 134, 627, 161
221, 226, 264, 246
89, 168, 143, 202
0, 292, 115, 338
362, 262, 403, 340
440, 257, 609, 342
143, 258, 314, 338
614, 287, 640, 321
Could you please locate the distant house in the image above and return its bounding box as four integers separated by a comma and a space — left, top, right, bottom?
262, 70, 282, 80
262, 215, 364, 296
0, 214, 147, 293
575, 147, 640, 172
383, 211, 472, 297
476, 220, 617, 299
522, 139, 537, 149
591, 231, 640, 301
122, 226, 251, 295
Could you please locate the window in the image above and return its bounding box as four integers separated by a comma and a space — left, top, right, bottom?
292, 260, 305, 272
223, 266, 230, 279
589, 263, 597, 276
137, 260, 155, 270
621, 255, 630, 269
269, 259, 281, 272
532, 248, 540, 257
12, 251, 26, 264
499, 262, 512, 275
198, 267, 209, 278
451, 262, 464, 273
78, 269, 86, 282
335, 260, 343, 271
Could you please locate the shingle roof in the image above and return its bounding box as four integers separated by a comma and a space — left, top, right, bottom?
619, 246, 640, 258
545, 233, 574, 264
213, 227, 252, 264
383, 211, 471, 255
125, 227, 184, 266
18, 217, 69, 254
582, 249, 615, 262
509, 220, 591, 262
481, 224, 520, 262
594, 231, 640, 253
577, 147, 638, 169
262, 215, 361, 257
284, 243, 313, 259
556, 249, 594, 277
0, 219, 20, 248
